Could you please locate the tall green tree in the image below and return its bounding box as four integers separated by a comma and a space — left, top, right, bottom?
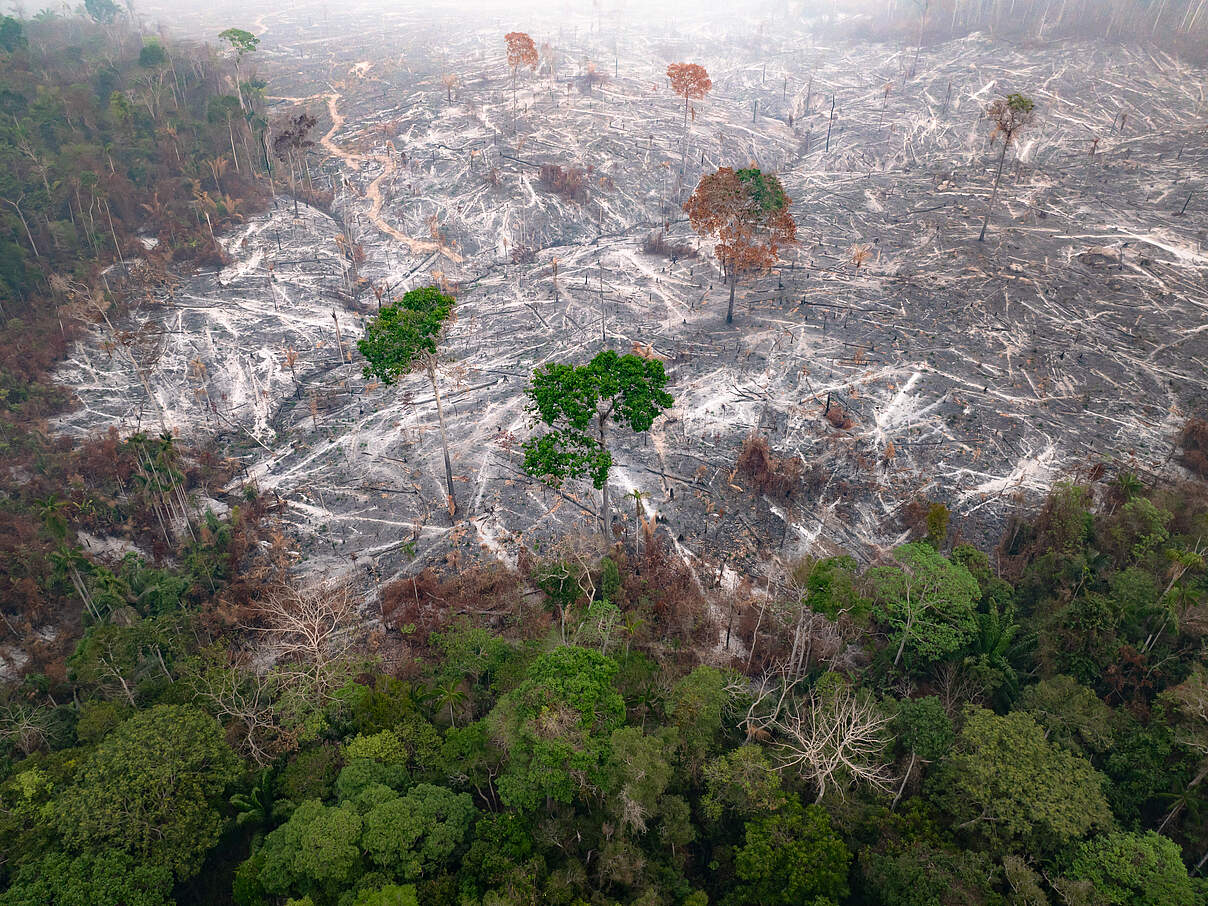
218, 27, 259, 112
521, 350, 672, 542
1066, 830, 1197, 906
359, 286, 460, 517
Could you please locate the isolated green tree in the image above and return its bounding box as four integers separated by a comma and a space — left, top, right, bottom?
359, 286, 460, 518
978, 93, 1035, 241
218, 27, 260, 112
522, 349, 672, 542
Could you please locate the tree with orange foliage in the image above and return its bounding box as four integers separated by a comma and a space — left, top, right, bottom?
666, 62, 712, 131
505, 31, 539, 133
684, 167, 796, 324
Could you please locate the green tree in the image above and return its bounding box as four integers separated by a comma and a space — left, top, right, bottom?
359, 286, 460, 517
891, 696, 954, 806
521, 350, 673, 542
258, 800, 364, 899
932, 707, 1113, 855
702, 744, 786, 823
361, 783, 475, 879
732, 800, 851, 906
866, 543, 980, 669
0, 849, 174, 906
1067, 831, 1196, 906
218, 28, 260, 112
1019, 675, 1114, 757
353, 885, 419, 906
84, 0, 120, 24
665, 664, 727, 775
488, 645, 625, 810
54, 705, 240, 881
0, 16, 25, 52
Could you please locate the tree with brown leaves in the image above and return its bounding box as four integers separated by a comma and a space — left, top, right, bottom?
667, 62, 711, 175
684, 167, 796, 324
666, 62, 712, 131
505, 31, 538, 133
979, 92, 1035, 241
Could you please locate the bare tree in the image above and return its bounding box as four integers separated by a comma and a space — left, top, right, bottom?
249, 577, 361, 698
731, 672, 894, 802
769, 682, 894, 802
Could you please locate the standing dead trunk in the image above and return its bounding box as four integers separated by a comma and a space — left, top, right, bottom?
598, 411, 610, 543
979, 135, 1011, 241
428, 359, 458, 518
726, 270, 737, 324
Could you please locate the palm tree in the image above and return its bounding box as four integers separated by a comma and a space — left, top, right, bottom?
434, 677, 466, 727
230, 769, 279, 850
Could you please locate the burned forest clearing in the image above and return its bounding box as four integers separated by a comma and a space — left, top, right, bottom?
57, 4, 1208, 588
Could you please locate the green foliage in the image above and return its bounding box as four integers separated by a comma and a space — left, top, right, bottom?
0, 848, 174, 906
218, 27, 260, 56
352, 885, 419, 906
84, 0, 120, 23
489, 646, 625, 810
924, 502, 950, 548
893, 696, 954, 762
357, 287, 454, 385
521, 350, 673, 491
346, 729, 410, 764
734, 168, 789, 214
0, 17, 25, 52
55, 705, 240, 880
859, 840, 1002, 906
867, 543, 981, 669
702, 745, 786, 823
258, 800, 364, 899
360, 783, 475, 880
665, 665, 728, 772
731, 801, 850, 906
1019, 676, 1114, 757
932, 707, 1113, 855
1067, 831, 1195, 906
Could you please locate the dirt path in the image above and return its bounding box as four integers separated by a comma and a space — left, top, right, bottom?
320, 93, 464, 264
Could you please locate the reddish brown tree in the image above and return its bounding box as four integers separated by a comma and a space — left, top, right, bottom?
505, 31, 539, 132
666, 62, 712, 130
684, 167, 796, 324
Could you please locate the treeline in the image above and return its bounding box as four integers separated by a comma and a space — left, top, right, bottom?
0, 15, 277, 676
2, 471, 1208, 906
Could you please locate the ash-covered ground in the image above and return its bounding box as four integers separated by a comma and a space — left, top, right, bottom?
57, 3, 1208, 586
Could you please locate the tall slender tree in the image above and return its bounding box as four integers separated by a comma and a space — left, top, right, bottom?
666, 62, 712, 176
504, 32, 538, 134
979, 93, 1035, 241
359, 286, 461, 518
218, 27, 259, 113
